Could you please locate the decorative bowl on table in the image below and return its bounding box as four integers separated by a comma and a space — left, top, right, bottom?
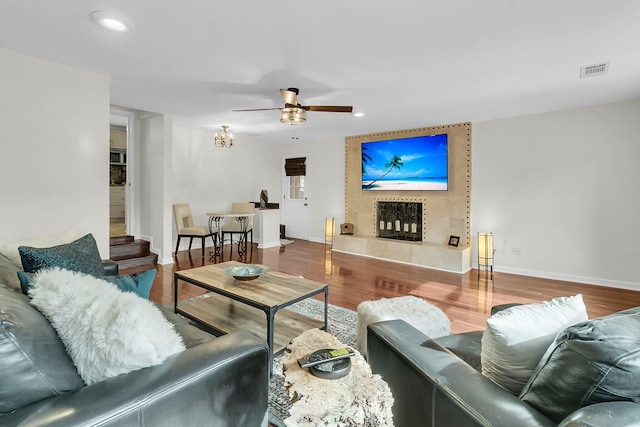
223, 264, 269, 281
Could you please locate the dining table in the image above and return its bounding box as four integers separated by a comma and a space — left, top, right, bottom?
207, 211, 255, 261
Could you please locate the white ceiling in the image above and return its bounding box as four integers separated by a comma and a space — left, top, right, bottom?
2, 1, 639, 143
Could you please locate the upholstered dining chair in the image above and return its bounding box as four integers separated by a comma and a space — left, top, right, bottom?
173, 203, 217, 258
221, 202, 255, 259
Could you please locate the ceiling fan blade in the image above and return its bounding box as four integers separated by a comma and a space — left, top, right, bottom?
304, 105, 354, 113
232, 107, 283, 112
280, 88, 299, 106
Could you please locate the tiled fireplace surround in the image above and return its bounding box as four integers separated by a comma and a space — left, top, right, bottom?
332, 122, 472, 273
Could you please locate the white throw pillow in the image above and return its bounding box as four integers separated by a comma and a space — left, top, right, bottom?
29, 267, 185, 385
480, 294, 588, 394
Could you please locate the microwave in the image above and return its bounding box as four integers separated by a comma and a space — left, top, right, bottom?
110, 150, 126, 165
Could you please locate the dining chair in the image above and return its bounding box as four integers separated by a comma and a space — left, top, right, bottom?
173, 203, 217, 258
221, 202, 254, 259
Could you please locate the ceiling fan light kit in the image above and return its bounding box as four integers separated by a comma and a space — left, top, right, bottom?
280, 107, 307, 125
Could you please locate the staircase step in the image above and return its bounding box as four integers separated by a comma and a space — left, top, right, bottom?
110, 235, 134, 246
110, 239, 150, 260
114, 254, 158, 271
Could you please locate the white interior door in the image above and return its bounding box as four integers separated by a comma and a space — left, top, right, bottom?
282, 158, 308, 240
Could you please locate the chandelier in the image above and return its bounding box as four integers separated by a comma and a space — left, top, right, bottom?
214, 125, 234, 148
280, 107, 307, 125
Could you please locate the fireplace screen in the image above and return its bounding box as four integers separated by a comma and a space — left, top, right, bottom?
376, 202, 422, 241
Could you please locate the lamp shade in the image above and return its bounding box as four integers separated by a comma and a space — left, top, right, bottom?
325, 217, 335, 245
478, 232, 494, 267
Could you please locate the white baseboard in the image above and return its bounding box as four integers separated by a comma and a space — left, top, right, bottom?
258, 241, 281, 249
492, 265, 640, 292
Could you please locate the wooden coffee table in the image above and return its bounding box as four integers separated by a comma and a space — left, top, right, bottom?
173, 262, 328, 372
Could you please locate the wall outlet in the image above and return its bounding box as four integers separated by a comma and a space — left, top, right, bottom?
511, 247, 521, 256
501, 239, 508, 255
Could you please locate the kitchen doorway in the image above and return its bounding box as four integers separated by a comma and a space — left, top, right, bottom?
109, 109, 134, 237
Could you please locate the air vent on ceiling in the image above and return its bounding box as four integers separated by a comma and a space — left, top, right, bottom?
580, 62, 609, 78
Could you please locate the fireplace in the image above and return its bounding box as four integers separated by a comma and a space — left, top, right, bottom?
376, 201, 422, 242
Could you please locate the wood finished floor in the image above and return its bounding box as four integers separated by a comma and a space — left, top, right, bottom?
145, 239, 640, 334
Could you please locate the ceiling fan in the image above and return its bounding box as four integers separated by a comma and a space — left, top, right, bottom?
232, 87, 353, 125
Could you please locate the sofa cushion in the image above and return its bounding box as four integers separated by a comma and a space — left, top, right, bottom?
156, 304, 217, 349
520, 307, 640, 423
435, 331, 483, 372
481, 294, 588, 394
0, 253, 21, 291
19, 233, 103, 277
29, 268, 186, 385
0, 230, 82, 268
0, 282, 84, 414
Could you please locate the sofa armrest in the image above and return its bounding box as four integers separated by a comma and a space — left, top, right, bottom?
101, 259, 119, 276
367, 320, 555, 427
1, 331, 269, 427
558, 401, 640, 427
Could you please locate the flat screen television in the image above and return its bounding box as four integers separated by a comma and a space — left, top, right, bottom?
361, 133, 448, 191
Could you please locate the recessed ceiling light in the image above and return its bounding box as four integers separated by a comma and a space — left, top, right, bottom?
90, 11, 135, 32
353, 112, 366, 118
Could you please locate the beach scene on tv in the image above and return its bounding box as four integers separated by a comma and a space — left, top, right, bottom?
361, 133, 448, 191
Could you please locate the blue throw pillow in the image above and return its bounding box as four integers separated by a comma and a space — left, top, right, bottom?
18, 234, 103, 277
18, 268, 156, 299
104, 269, 156, 299
17, 270, 35, 295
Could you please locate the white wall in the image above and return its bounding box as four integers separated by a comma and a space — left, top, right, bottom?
0, 48, 111, 256
139, 114, 174, 263
170, 127, 282, 252
472, 98, 640, 289
280, 138, 346, 242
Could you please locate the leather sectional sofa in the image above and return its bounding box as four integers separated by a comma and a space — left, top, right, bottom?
367, 316, 640, 427
0, 255, 270, 426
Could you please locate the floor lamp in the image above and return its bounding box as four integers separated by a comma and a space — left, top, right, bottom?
478, 232, 495, 277
325, 217, 335, 247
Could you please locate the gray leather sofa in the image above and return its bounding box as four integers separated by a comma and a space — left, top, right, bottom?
367, 318, 640, 427
0, 258, 270, 427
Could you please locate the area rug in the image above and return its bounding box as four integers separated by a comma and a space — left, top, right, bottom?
269, 299, 357, 422
280, 239, 294, 245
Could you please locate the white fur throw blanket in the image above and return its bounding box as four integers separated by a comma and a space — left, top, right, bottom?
29, 267, 185, 385
357, 295, 451, 358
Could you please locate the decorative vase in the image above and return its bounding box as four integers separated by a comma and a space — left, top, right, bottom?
260, 190, 268, 208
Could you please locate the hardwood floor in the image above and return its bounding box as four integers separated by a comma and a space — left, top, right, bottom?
145, 239, 640, 334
